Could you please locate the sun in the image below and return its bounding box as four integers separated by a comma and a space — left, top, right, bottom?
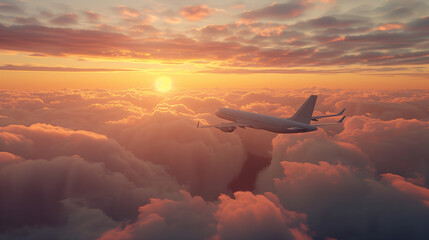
155, 76, 172, 93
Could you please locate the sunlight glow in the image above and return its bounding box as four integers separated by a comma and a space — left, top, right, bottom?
155, 76, 172, 92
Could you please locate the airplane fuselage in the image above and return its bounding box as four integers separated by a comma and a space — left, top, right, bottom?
215, 108, 317, 133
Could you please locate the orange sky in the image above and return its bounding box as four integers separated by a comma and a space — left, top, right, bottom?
2, 69, 426, 90
0, 0, 428, 89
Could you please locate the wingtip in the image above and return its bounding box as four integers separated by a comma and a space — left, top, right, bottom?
196, 121, 200, 128
338, 116, 346, 123
339, 108, 346, 115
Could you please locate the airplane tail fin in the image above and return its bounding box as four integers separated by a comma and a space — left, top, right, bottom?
290, 95, 317, 124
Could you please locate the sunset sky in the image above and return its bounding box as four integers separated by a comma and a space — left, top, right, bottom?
1, 1, 429, 240
1, 0, 428, 89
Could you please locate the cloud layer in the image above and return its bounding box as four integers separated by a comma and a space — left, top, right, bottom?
0, 88, 428, 239
0, 0, 428, 76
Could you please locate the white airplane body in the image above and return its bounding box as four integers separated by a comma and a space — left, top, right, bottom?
198, 95, 345, 133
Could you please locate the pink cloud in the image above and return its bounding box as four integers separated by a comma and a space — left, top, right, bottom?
84, 11, 102, 22
0, 152, 22, 167
104, 110, 247, 199
111, 6, 155, 25
129, 24, 159, 36
199, 24, 232, 39
215, 191, 311, 240
254, 107, 429, 239
0, 121, 183, 235
180, 5, 215, 21
0, 88, 428, 239
0, 18, 428, 69
382, 173, 429, 207
99, 190, 217, 240
99, 191, 311, 240
375, 23, 405, 31
113, 6, 140, 18
0, 25, 257, 61
337, 116, 429, 181
164, 16, 181, 24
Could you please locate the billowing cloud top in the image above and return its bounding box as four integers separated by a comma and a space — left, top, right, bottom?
0, 87, 428, 239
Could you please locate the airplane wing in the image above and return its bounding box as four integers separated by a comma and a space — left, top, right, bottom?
311, 108, 345, 121
197, 121, 250, 128
312, 116, 346, 127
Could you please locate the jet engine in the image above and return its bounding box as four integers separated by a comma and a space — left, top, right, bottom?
216, 126, 236, 132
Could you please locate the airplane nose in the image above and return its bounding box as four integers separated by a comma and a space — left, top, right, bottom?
215, 110, 221, 117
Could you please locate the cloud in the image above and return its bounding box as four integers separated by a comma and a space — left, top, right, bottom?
103, 110, 247, 200
407, 16, 429, 31
381, 173, 429, 207
256, 113, 429, 239
0, 2, 22, 14
337, 116, 429, 183
1, 90, 248, 199
259, 160, 429, 239
0, 152, 22, 167
0, 0, 428, 76
98, 190, 217, 240
240, 1, 310, 22
99, 191, 311, 240
215, 191, 311, 240
180, 5, 215, 21
378, 0, 429, 20
13, 17, 40, 25
0, 13, 428, 70
294, 16, 366, 29
0, 198, 118, 240
0, 123, 181, 230
256, 130, 369, 192
0, 24, 256, 61
375, 23, 404, 31
230, 4, 246, 10
0, 123, 180, 189
199, 67, 354, 74
111, 5, 155, 25
1, 88, 428, 239
50, 13, 78, 26
84, 11, 102, 23
164, 16, 181, 24
0, 64, 135, 72
334, 99, 429, 121
113, 6, 140, 18
129, 24, 159, 36
199, 24, 232, 39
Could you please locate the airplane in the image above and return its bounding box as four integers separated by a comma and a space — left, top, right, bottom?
197, 95, 345, 133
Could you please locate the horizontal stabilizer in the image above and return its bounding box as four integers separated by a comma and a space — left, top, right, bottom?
313, 116, 346, 127
311, 108, 345, 121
